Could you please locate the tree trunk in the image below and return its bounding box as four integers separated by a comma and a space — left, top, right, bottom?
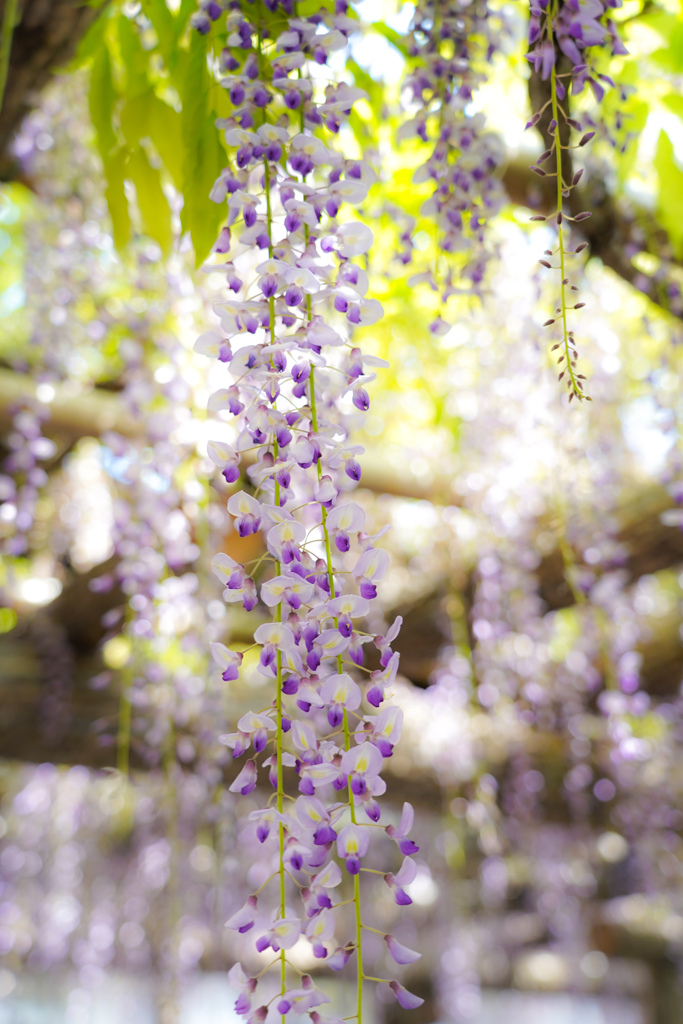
0, 0, 108, 179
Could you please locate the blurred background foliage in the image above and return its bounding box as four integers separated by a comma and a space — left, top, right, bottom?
2, 0, 683, 1021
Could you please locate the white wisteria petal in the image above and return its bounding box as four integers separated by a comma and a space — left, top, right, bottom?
307, 319, 344, 347
227, 491, 262, 518
356, 299, 383, 325
257, 124, 289, 144
283, 266, 320, 293
223, 128, 257, 147
193, 330, 224, 357
254, 622, 296, 650
207, 440, 238, 466
336, 222, 374, 257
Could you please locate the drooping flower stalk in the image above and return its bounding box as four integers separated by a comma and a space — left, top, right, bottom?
192, 1, 420, 1019
526, 0, 627, 401
397, 0, 505, 333
0, 400, 55, 557
261, 116, 288, 1015
97, 334, 203, 774
309, 324, 366, 1021
304, 226, 367, 1013
548, 47, 584, 402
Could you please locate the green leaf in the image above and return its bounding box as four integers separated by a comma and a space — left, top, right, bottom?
89, 44, 118, 160
296, 0, 333, 14
117, 13, 150, 98
654, 130, 683, 260
104, 148, 132, 251
371, 22, 410, 58
71, 10, 110, 68
347, 58, 384, 119
348, 108, 375, 148
662, 92, 683, 121
180, 31, 225, 264
140, 0, 175, 64
182, 124, 225, 265
147, 98, 184, 190
650, 23, 683, 72
174, 0, 198, 40
120, 91, 151, 147
639, 4, 683, 70
128, 147, 173, 255
120, 90, 184, 190
180, 30, 208, 170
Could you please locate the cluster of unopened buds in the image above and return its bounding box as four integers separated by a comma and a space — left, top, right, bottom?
399, 0, 504, 334
525, 0, 627, 402
191, 0, 421, 1018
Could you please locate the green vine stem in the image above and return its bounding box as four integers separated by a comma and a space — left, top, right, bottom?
263, 172, 287, 1024
310, 363, 365, 1024
302, 183, 364, 1015
530, 1, 592, 403
548, 14, 582, 402
255, 12, 288, 1017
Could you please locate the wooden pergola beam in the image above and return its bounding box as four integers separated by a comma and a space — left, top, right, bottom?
0, 368, 143, 439
0, 366, 460, 501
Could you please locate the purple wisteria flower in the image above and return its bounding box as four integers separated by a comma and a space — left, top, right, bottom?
191, 0, 416, 1018
0, 401, 55, 557
527, 0, 628, 93
524, 0, 626, 402
397, 0, 505, 318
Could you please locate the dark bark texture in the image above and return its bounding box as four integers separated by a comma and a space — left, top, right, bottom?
0, 0, 106, 179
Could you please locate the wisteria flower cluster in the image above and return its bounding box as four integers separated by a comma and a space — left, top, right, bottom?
96, 334, 205, 773
191, 1, 420, 1019
527, 0, 628, 92
399, 0, 504, 330
525, 0, 627, 402
0, 400, 55, 557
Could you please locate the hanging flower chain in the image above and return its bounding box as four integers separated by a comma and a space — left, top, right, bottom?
525, 0, 627, 402
399, 0, 504, 334
191, 1, 420, 1019
0, 400, 56, 557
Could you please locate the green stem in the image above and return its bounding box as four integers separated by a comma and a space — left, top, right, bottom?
274, 493, 286, 1016
309, 307, 362, 1019
264, 160, 275, 263
345, 711, 364, 1020
548, 13, 580, 400
262, 128, 287, 1017
0, 0, 18, 116
277, 635, 286, 1015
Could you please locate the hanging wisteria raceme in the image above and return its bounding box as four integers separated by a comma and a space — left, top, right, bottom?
398, 0, 505, 333
96, 329, 206, 776
526, 0, 627, 94
0, 401, 55, 558
525, 0, 627, 402
191, 2, 419, 1020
